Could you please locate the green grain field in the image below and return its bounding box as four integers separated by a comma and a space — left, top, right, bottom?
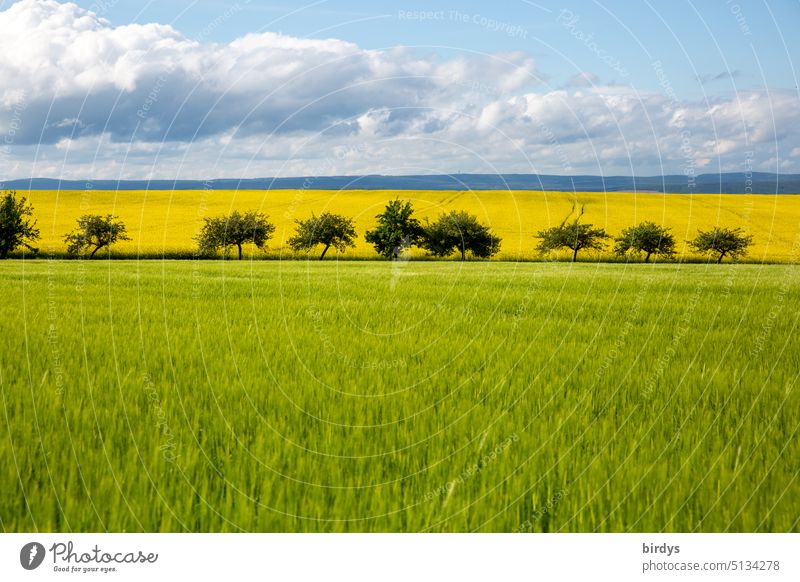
1, 259, 798, 532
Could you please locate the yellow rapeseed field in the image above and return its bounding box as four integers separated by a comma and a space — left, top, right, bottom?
22, 189, 800, 261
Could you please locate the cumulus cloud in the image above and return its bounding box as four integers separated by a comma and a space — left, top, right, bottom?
0, 0, 537, 145
0, 0, 798, 179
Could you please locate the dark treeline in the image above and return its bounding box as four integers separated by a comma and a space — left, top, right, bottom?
5, 172, 798, 193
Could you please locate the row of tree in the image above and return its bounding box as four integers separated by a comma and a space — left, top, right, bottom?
194, 200, 501, 261
0, 191, 753, 263
536, 204, 753, 263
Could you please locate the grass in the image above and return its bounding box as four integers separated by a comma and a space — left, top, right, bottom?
1, 259, 798, 532
16, 189, 800, 261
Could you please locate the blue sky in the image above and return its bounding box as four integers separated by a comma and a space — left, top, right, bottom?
0, 0, 798, 178
66, 0, 799, 99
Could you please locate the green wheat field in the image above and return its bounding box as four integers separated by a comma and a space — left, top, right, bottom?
1, 260, 798, 532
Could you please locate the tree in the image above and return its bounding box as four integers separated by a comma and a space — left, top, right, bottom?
195, 210, 275, 260
420, 210, 501, 261
689, 226, 753, 263
365, 199, 425, 259
614, 221, 676, 262
287, 212, 357, 260
0, 191, 40, 259
64, 214, 130, 257
536, 207, 609, 262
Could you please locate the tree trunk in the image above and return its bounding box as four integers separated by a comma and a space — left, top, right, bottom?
90, 245, 101, 258
237, 243, 243, 260
320, 243, 331, 260
717, 251, 725, 264
572, 247, 578, 262
460, 247, 466, 261
645, 252, 651, 263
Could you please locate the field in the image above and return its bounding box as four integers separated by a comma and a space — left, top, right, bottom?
16, 189, 800, 261
1, 260, 798, 532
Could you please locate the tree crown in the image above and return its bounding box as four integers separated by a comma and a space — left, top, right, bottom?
537, 220, 609, 253
536, 204, 609, 261
689, 226, 752, 262
195, 210, 275, 258
287, 212, 357, 259
64, 214, 130, 257
614, 221, 676, 261
0, 191, 40, 258
365, 199, 424, 259
421, 210, 501, 260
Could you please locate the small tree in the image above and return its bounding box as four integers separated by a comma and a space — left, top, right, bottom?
421, 210, 501, 261
689, 226, 753, 263
195, 210, 275, 260
536, 207, 609, 262
64, 214, 130, 257
0, 191, 40, 258
287, 212, 357, 260
365, 199, 425, 259
615, 221, 676, 262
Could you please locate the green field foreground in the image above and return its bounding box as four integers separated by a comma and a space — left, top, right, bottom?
1, 260, 798, 532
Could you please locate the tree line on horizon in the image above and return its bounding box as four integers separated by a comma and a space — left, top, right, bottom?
0, 191, 754, 264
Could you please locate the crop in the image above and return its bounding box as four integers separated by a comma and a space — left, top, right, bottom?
1, 260, 797, 532
12, 189, 800, 261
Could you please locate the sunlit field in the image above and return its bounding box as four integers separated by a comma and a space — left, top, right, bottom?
2, 260, 798, 532
17, 189, 800, 261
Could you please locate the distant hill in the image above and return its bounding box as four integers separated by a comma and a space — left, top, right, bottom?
2, 172, 799, 194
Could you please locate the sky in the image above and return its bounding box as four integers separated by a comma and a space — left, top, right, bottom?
0, 0, 798, 179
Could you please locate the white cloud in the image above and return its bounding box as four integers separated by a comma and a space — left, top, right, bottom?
0, 0, 798, 179
0, 0, 538, 146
